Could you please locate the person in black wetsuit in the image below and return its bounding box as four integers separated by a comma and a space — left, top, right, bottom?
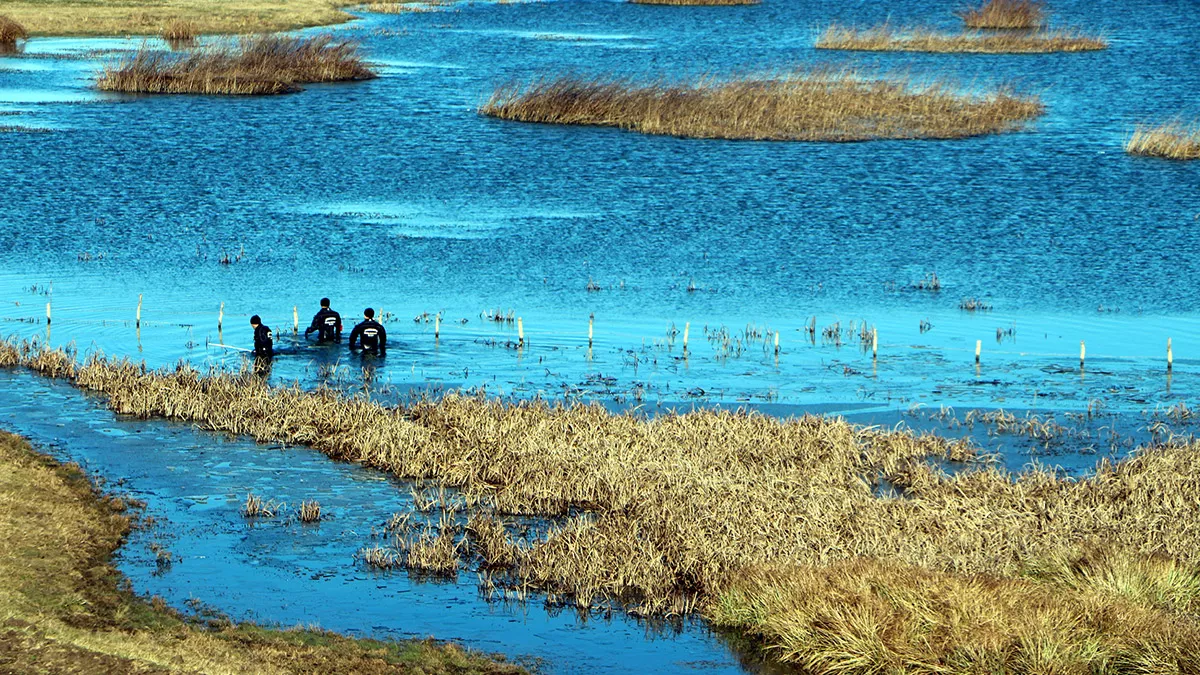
304, 298, 342, 343
250, 315, 274, 358
348, 308, 387, 356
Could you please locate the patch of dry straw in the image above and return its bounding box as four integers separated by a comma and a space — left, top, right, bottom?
817, 24, 1106, 53
480, 70, 1044, 141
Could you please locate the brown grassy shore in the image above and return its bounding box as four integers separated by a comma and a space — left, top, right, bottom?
0, 429, 524, 674
0, 1, 358, 37
97, 34, 376, 95
480, 71, 1044, 141
1125, 120, 1200, 160
4, 339, 1200, 672
816, 24, 1107, 53
958, 0, 1046, 29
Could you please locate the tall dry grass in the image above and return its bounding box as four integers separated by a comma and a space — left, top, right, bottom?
6, 338, 1200, 671
817, 24, 1107, 53
958, 0, 1046, 29
1125, 120, 1200, 160
480, 71, 1044, 141
97, 34, 375, 95
0, 14, 28, 44
161, 18, 198, 43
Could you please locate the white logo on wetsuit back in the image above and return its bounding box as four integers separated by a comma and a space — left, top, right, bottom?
364, 328, 378, 338
325, 317, 337, 326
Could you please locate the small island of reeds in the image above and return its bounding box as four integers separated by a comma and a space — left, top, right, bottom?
480, 71, 1044, 141
1125, 120, 1200, 160
958, 0, 1046, 29
816, 24, 1106, 54
97, 34, 376, 96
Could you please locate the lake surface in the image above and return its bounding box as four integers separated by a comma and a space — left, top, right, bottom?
1, 0, 1198, 670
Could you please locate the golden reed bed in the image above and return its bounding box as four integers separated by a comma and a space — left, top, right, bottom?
480, 71, 1044, 141
4, 339, 1200, 672
1126, 120, 1200, 160
97, 34, 375, 95
816, 24, 1107, 54
958, 0, 1046, 29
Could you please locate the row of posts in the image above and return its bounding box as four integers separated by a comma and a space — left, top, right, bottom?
37, 298, 1181, 371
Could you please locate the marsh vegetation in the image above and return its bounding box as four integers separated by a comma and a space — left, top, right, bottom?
5, 339, 1200, 672
958, 0, 1046, 29
481, 72, 1044, 141
1125, 120, 1200, 160
0, 14, 28, 45
97, 34, 376, 95
816, 24, 1107, 53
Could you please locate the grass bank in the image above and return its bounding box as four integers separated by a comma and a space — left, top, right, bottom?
1125, 120, 1200, 160
5, 339, 1200, 672
816, 24, 1107, 53
0, 429, 525, 674
0, 1, 357, 37
480, 71, 1043, 141
97, 34, 376, 95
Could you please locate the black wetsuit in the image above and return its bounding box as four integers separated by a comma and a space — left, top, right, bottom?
253, 324, 274, 358
349, 319, 387, 355
305, 307, 342, 342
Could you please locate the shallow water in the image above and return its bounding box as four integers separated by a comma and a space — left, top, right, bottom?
0, 0, 1198, 668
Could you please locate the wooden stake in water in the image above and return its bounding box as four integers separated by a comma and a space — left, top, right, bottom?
435, 314, 440, 340
1079, 340, 1086, 369
774, 330, 780, 356
588, 313, 594, 348
1168, 337, 1174, 372
218, 302, 224, 330
975, 340, 981, 364
45, 301, 51, 326
683, 322, 690, 354
517, 317, 524, 347
293, 306, 299, 334
871, 328, 878, 359
136, 294, 143, 328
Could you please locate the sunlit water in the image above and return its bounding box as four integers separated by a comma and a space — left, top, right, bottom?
1, 0, 1198, 669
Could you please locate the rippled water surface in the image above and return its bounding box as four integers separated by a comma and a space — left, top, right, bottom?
1, 0, 1198, 670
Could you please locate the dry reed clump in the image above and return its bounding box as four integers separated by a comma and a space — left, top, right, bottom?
0, 15, 28, 44
630, 0, 759, 5
710, 554, 1200, 671
241, 492, 282, 518
297, 499, 323, 522
364, 1, 453, 13
816, 24, 1107, 53
481, 71, 1044, 141
161, 19, 197, 43
6, 340, 1200, 671
96, 34, 376, 96
958, 0, 1045, 29
1125, 120, 1200, 160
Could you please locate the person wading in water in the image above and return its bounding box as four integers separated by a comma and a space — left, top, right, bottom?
348, 308, 387, 356
304, 297, 342, 343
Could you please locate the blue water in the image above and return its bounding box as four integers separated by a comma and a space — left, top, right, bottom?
0, 0, 1198, 669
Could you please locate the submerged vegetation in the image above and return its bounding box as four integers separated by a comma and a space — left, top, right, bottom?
481, 71, 1044, 141
97, 34, 376, 95
1125, 120, 1200, 160
816, 24, 1107, 53
5, 339, 1200, 671
958, 0, 1046, 29
0, 429, 524, 674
